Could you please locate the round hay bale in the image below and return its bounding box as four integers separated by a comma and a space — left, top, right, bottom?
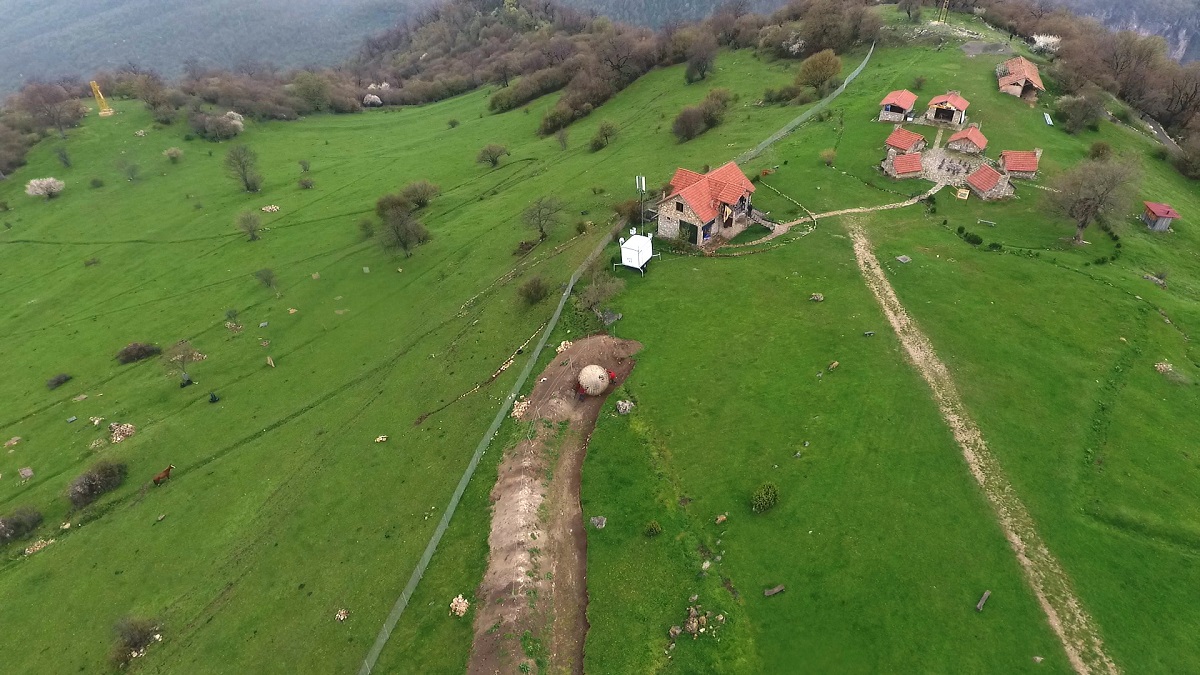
578, 365, 611, 396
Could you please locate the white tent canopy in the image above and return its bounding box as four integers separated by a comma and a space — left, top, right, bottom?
619, 228, 656, 273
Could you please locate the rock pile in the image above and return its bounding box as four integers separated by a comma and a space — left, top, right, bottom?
109, 422, 136, 444
24, 538, 55, 556
261, 205, 280, 213
511, 397, 530, 419
335, 608, 349, 622
616, 400, 635, 415
449, 594, 470, 617
1155, 362, 1174, 374
555, 340, 573, 354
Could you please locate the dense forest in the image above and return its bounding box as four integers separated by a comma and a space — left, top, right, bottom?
1055, 0, 1199, 62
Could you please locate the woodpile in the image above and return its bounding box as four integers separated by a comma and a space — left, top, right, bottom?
109, 422, 136, 444
449, 595, 470, 617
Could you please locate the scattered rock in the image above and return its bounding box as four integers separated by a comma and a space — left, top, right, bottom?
764, 585, 785, 597
375, 435, 389, 443
449, 594, 470, 617
555, 340, 573, 354
1033, 656, 1044, 664
715, 514, 727, 525
335, 608, 350, 622
510, 397, 530, 419
266, 356, 276, 368
362, 267, 370, 274
90, 416, 104, 426
157, 514, 166, 522
716, 614, 725, 623
24, 538, 54, 556
590, 516, 607, 529
616, 400, 635, 415
288, 308, 299, 314
66, 416, 77, 423
701, 561, 711, 571
311, 273, 320, 280
60, 522, 71, 530
827, 361, 839, 371
71, 394, 88, 402
259, 322, 269, 328
4, 436, 20, 448
1143, 274, 1167, 289
1155, 361, 1174, 375
225, 321, 243, 333
689, 595, 698, 603
668, 626, 682, 639
809, 293, 824, 302
896, 255, 912, 264
864, 331, 875, 337
89, 439, 105, 451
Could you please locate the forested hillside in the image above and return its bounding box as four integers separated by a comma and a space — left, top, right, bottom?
0, 0, 419, 93
1054, 0, 1199, 61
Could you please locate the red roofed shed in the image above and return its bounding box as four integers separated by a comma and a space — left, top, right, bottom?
880, 90, 918, 121
927, 92, 970, 125
885, 128, 927, 153
890, 152, 924, 178
947, 127, 988, 154
1143, 202, 1181, 232
998, 57, 1045, 99
966, 164, 1007, 199
999, 150, 1040, 177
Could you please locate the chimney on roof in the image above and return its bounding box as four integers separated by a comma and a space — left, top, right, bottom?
1034, 147, 1043, 159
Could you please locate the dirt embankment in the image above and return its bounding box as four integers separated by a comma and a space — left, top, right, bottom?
468, 335, 641, 675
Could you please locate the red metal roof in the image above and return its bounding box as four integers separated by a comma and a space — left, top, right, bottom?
1000, 150, 1039, 173
885, 128, 926, 152
948, 127, 988, 151
1144, 201, 1181, 219
967, 164, 1003, 192
892, 153, 923, 175
880, 90, 918, 110
930, 92, 971, 111
998, 57, 1045, 92
665, 162, 755, 224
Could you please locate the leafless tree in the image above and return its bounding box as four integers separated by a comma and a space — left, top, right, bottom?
523, 196, 565, 240
379, 209, 430, 257
13, 83, 88, 138
1050, 159, 1140, 244
476, 143, 509, 168
236, 211, 262, 241
224, 145, 262, 192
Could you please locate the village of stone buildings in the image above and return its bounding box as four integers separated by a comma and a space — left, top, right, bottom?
651, 55, 1182, 253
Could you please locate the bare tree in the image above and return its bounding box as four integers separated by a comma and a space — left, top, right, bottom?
590, 121, 618, 150
523, 196, 565, 240
164, 340, 201, 383
1050, 159, 1140, 244
685, 33, 717, 84
555, 128, 569, 150
476, 143, 509, 168
254, 268, 277, 292
400, 180, 441, 208
224, 145, 262, 192
379, 209, 430, 257
13, 83, 88, 138
236, 211, 262, 241
898, 0, 924, 22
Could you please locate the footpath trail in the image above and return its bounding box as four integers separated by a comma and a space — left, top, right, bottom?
846, 223, 1119, 675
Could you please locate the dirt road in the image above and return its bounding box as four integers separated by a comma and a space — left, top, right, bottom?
847, 224, 1118, 675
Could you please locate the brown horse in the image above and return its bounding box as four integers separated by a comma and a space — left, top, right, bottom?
153, 465, 175, 486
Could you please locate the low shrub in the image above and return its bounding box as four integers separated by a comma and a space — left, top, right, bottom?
0, 507, 43, 545
448, 118, 460, 129
358, 218, 375, 240
575, 220, 588, 235
987, 242, 1003, 252
89, 177, 104, 189
956, 225, 965, 235
298, 178, 315, 190
84, 257, 100, 267
518, 276, 550, 305
163, 147, 183, 164
1094, 256, 1109, 265
46, 373, 73, 390
109, 617, 161, 668
751, 482, 779, 513
0, 201, 7, 211
115, 342, 161, 364
67, 461, 127, 509
963, 232, 984, 246
644, 520, 663, 537
1088, 142, 1112, 161
299, 159, 311, 173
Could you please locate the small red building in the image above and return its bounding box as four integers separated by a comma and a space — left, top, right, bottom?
885, 127, 927, 155
1143, 202, 1181, 232
879, 90, 918, 122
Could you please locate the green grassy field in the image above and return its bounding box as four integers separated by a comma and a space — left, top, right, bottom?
580, 9, 1200, 675
2, 6, 1199, 673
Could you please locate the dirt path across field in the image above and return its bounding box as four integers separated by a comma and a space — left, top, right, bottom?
845, 223, 1118, 675
468, 335, 640, 675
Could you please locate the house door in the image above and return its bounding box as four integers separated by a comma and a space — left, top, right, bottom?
934, 107, 954, 122
702, 224, 712, 242
679, 222, 698, 245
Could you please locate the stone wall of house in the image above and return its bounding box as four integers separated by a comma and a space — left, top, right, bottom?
656, 195, 708, 244
1000, 83, 1024, 97
1004, 169, 1037, 180
879, 110, 907, 123
969, 176, 1014, 201
947, 139, 982, 154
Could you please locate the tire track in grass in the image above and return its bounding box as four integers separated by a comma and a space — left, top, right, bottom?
846, 223, 1119, 675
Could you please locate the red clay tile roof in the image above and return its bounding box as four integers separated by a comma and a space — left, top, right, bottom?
1000, 150, 1039, 173
930, 92, 971, 111
885, 128, 926, 152
967, 164, 1003, 193
880, 89, 918, 110
666, 162, 755, 224
998, 57, 1045, 92
892, 153, 923, 175
948, 126, 988, 151
1144, 201, 1181, 219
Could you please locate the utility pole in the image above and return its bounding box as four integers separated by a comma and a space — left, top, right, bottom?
635, 175, 646, 230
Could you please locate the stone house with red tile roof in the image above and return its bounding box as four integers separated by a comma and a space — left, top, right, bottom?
997, 57, 1045, 100
999, 149, 1041, 178
947, 126, 988, 155
925, 91, 970, 126
965, 164, 1013, 200
879, 90, 918, 122
884, 127, 927, 156
656, 162, 756, 246
885, 152, 924, 179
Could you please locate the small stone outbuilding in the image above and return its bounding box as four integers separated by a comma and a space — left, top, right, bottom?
999, 149, 1041, 179
966, 164, 1012, 200
997, 57, 1045, 100
926, 91, 970, 126
879, 90, 918, 122
885, 152, 924, 179
947, 126, 988, 155
656, 162, 756, 246
884, 127, 927, 156
1142, 202, 1181, 232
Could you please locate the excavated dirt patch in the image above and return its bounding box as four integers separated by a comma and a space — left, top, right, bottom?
469, 335, 641, 675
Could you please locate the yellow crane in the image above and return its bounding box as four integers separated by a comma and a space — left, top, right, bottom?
936, 0, 951, 24
90, 81, 114, 117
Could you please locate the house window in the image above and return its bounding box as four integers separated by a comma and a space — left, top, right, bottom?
675, 202, 684, 212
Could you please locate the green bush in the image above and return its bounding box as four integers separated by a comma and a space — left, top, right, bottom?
46, 373, 72, 390
0, 507, 43, 545
109, 617, 160, 668
963, 232, 983, 246
518, 277, 550, 305
987, 242, 1003, 252
115, 342, 161, 364
644, 520, 662, 537
751, 482, 779, 513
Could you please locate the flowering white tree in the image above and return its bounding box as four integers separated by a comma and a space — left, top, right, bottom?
363, 94, 383, 107
26, 177, 65, 199
1032, 35, 1061, 55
